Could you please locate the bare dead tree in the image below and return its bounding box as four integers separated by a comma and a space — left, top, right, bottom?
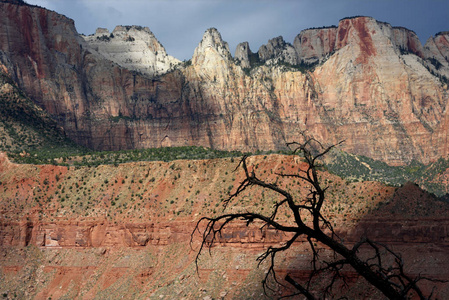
191, 138, 443, 299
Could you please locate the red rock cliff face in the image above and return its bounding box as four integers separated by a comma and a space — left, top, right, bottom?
309, 18, 449, 164
294, 27, 338, 62
1, 153, 449, 298
0, 3, 448, 165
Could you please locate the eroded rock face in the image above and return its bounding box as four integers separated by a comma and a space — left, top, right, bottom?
291, 18, 428, 65
309, 17, 448, 164
82, 25, 180, 77
0, 3, 448, 165
424, 31, 449, 79
191, 27, 233, 84
1, 154, 449, 298
258, 36, 298, 65
391, 26, 425, 57
234, 42, 252, 68
293, 26, 338, 64
193, 28, 231, 63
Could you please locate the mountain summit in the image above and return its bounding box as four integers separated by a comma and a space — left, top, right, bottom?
82, 26, 180, 77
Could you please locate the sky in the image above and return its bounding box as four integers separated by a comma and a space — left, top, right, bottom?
26, 0, 449, 61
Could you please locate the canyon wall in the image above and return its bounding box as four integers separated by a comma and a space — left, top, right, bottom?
81, 26, 181, 77
0, 1, 449, 165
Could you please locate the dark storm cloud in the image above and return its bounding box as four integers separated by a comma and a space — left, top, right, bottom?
26, 0, 449, 60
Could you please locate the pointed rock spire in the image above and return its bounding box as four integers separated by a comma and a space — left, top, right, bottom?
192, 28, 231, 65
234, 42, 252, 68
257, 36, 298, 65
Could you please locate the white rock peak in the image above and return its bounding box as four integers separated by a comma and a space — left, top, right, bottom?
192, 28, 231, 65
82, 25, 180, 77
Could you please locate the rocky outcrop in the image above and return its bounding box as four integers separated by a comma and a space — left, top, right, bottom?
423, 31, 449, 79
291, 18, 444, 68
300, 16, 448, 165
257, 36, 298, 65
0, 2, 448, 165
191, 28, 232, 80
293, 26, 338, 64
192, 28, 232, 63
391, 26, 425, 57
82, 25, 180, 77
234, 42, 252, 68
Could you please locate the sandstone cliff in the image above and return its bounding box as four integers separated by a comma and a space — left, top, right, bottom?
258, 36, 298, 65
234, 41, 252, 68
82, 26, 181, 77
0, 1, 448, 165
0, 70, 84, 155
293, 26, 338, 64
424, 31, 449, 78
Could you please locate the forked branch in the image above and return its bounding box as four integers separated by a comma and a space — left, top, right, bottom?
191, 140, 442, 299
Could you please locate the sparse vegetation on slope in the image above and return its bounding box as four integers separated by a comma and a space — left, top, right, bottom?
194, 140, 448, 299
1, 149, 448, 298
326, 149, 449, 196
0, 72, 87, 158
0, 73, 247, 166
1, 68, 448, 197
8, 146, 246, 166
